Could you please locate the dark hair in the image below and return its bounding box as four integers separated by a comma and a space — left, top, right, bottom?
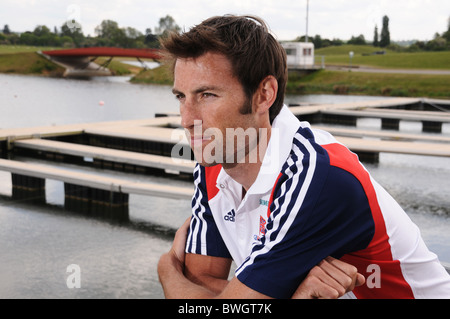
160, 15, 287, 123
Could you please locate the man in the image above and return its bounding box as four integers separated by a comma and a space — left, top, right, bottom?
158, 15, 450, 299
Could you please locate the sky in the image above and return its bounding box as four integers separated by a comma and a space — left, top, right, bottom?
1, 0, 449, 42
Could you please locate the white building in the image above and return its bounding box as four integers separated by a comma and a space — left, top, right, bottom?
281, 42, 315, 69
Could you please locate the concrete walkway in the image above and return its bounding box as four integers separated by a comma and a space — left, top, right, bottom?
327, 65, 450, 75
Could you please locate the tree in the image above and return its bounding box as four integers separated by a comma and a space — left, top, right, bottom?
19, 32, 38, 45
331, 38, 344, 46
31, 25, 61, 46
124, 27, 143, 39
443, 16, 450, 41
312, 34, 323, 48
95, 20, 127, 47
425, 33, 447, 51
61, 22, 84, 47
95, 20, 120, 39
380, 15, 390, 48
6, 33, 19, 44
3, 24, 11, 35
373, 25, 379, 47
155, 15, 180, 36
94, 20, 148, 47
33, 25, 51, 37
348, 34, 366, 45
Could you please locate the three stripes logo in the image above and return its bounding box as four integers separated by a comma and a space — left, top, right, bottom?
224, 210, 236, 222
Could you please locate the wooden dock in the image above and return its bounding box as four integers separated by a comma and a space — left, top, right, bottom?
13, 139, 195, 174
290, 97, 450, 132
1, 97, 449, 219
0, 159, 193, 200
320, 108, 450, 132
0, 116, 194, 220
313, 125, 450, 143
0, 158, 193, 220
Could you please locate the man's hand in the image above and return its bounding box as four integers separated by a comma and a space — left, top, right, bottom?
158, 217, 190, 277
159, 219, 365, 299
292, 257, 365, 299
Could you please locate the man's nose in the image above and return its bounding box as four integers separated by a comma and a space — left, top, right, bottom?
180, 98, 200, 129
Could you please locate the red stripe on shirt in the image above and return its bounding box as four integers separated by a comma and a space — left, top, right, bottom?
322, 143, 414, 299
205, 165, 222, 201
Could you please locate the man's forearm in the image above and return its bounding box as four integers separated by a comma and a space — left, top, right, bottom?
158, 251, 219, 299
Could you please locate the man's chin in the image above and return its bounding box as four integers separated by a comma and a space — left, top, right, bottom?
195, 158, 240, 170
194, 156, 219, 167
194, 154, 226, 167
198, 162, 219, 167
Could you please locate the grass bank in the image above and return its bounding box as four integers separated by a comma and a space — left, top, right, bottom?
0, 52, 65, 76
133, 63, 450, 99
130, 64, 173, 85
0, 45, 141, 77
288, 69, 450, 98
95, 57, 137, 76
0, 45, 58, 54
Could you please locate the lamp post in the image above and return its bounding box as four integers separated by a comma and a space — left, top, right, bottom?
349, 51, 354, 70
305, 0, 309, 43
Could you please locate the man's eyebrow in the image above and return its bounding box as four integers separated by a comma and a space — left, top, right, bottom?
193, 86, 219, 94
172, 88, 182, 95
172, 86, 221, 96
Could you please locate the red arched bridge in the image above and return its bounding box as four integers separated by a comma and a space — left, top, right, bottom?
41, 47, 162, 77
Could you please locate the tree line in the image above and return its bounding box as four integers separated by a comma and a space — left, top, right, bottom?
298, 15, 450, 52
0, 15, 180, 49
1, 14, 449, 52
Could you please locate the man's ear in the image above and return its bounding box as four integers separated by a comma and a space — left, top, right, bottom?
253, 75, 278, 114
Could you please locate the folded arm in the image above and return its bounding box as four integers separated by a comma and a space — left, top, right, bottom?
157, 218, 364, 299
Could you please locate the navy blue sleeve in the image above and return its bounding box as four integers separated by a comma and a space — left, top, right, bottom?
185, 165, 231, 259
236, 152, 375, 298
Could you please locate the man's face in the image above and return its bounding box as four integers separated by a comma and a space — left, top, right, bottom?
172, 52, 260, 167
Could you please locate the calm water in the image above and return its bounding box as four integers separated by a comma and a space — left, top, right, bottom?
0, 73, 449, 298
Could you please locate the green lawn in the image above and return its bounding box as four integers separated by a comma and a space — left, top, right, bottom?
316, 45, 450, 70
288, 69, 450, 98
0, 44, 59, 54
315, 45, 385, 56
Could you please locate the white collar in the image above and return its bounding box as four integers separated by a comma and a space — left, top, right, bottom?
216, 105, 301, 196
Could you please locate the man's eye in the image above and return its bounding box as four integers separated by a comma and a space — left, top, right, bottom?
202, 93, 216, 98
175, 94, 185, 100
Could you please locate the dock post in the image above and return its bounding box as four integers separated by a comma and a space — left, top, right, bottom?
90, 188, 129, 221
422, 121, 442, 133
0, 141, 6, 159
295, 112, 322, 124
11, 174, 46, 204
64, 183, 129, 221
355, 151, 379, 164
322, 113, 357, 126
381, 118, 400, 130
64, 183, 90, 215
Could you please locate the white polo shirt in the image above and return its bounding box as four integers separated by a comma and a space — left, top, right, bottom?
186, 105, 450, 299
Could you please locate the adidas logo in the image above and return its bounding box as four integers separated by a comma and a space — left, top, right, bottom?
224, 210, 235, 222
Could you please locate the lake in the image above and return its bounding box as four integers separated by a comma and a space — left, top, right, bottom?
0, 73, 449, 298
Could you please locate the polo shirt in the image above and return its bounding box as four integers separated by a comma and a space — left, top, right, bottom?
185, 105, 450, 299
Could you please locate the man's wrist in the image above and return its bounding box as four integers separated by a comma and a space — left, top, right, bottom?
158, 251, 184, 279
